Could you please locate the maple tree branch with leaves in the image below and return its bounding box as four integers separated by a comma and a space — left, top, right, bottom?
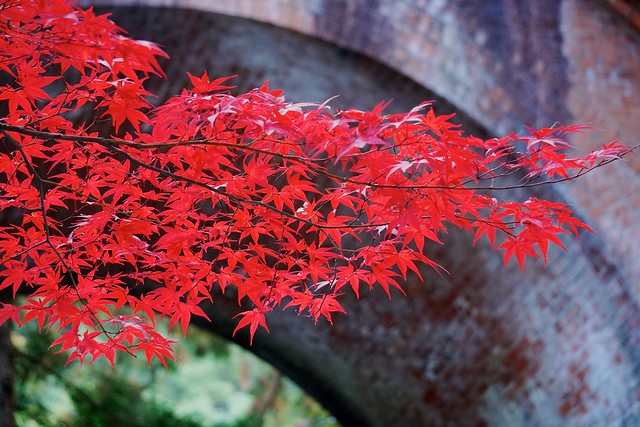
0, 0, 635, 366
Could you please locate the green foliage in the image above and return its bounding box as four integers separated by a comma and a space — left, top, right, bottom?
12, 321, 340, 427
67, 372, 202, 427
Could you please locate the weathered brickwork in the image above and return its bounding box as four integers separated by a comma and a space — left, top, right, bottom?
82, 1, 640, 426
561, 0, 640, 296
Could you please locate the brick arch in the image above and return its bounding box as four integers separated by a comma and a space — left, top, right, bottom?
85, 0, 640, 294
82, 2, 640, 426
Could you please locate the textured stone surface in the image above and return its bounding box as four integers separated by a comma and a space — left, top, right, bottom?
79, 2, 640, 426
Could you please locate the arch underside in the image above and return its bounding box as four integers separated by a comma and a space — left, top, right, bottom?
88, 5, 640, 426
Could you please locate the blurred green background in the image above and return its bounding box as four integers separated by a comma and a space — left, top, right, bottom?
12, 319, 341, 427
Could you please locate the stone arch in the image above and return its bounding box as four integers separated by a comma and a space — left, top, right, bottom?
79, 2, 640, 426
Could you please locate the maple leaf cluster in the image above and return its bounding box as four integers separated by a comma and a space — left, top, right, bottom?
0, 0, 633, 366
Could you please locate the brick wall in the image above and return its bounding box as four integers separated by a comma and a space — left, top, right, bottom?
82, 1, 640, 426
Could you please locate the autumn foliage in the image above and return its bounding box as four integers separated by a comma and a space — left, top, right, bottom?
0, 0, 633, 366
